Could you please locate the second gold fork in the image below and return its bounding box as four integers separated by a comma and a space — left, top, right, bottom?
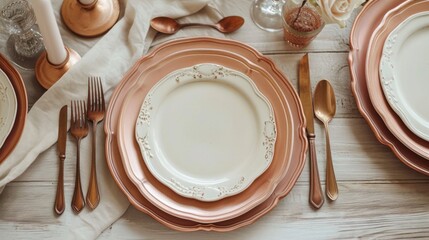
86, 76, 105, 209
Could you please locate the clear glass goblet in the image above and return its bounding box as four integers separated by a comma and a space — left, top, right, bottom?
250, 0, 286, 32
0, 0, 44, 69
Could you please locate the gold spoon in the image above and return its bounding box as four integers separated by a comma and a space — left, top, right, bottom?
314, 79, 338, 201
150, 16, 245, 35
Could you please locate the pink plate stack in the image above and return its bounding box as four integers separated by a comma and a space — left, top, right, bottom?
104, 37, 308, 231
349, 0, 429, 175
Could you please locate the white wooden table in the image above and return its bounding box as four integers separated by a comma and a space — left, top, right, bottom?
1, 1, 429, 239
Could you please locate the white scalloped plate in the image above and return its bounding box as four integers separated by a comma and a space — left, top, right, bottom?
380, 12, 429, 141
135, 63, 276, 202
0, 68, 17, 148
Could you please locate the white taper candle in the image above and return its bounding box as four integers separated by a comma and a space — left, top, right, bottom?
28, 0, 67, 65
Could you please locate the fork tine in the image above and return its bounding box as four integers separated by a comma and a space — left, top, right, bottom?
83, 101, 87, 125
80, 100, 84, 128
78, 100, 82, 128
98, 77, 105, 111
71, 100, 75, 127
87, 78, 91, 112
81, 100, 86, 128
96, 77, 100, 112
74, 100, 78, 128
96, 77, 102, 112
89, 77, 95, 112
92, 77, 97, 112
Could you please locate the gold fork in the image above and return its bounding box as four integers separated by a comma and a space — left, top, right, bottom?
70, 100, 88, 213
86, 77, 105, 209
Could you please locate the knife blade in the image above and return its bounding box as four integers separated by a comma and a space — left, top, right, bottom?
299, 53, 324, 209
54, 105, 67, 215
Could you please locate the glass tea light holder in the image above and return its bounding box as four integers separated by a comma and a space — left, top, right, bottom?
0, 0, 44, 69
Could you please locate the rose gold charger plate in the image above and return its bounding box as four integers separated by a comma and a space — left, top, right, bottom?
366, 0, 429, 160
105, 37, 307, 231
0, 53, 27, 164
349, 0, 429, 175
118, 50, 297, 223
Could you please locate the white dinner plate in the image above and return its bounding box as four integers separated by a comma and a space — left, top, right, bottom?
0, 68, 17, 148
380, 12, 429, 141
135, 63, 277, 201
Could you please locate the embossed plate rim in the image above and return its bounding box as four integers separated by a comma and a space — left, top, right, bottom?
0, 68, 17, 148
379, 11, 429, 141
365, 0, 429, 160
135, 63, 277, 202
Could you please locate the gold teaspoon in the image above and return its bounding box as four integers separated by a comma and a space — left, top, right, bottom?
314, 79, 338, 201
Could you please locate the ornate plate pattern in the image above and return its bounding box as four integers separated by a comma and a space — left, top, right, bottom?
135, 63, 276, 201
0, 68, 17, 148
379, 12, 429, 141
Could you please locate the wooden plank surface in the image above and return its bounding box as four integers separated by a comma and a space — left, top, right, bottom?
1, 182, 429, 239
1, 0, 429, 239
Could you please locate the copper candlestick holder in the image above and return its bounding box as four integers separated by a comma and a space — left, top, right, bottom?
35, 47, 81, 89
61, 0, 120, 37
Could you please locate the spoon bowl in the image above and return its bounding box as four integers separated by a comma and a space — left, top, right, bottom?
314, 80, 336, 123
314, 79, 338, 201
150, 17, 181, 34
150, 16, 244, 34
215, 16, 245, 33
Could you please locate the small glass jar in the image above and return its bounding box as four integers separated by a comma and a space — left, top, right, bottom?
0, 0, 44, 69
282, 0, 325, 48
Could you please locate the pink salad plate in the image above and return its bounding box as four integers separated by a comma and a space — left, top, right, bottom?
366, 0, 429, 160
118, 49, 293, 223
105, 37, 307, 231
349, 0, 429, 175
0, 53, 27, 164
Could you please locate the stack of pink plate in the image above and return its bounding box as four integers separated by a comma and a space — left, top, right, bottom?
0, 54, 27, 165
105, 37, 308, 231
349, 0, 429, 175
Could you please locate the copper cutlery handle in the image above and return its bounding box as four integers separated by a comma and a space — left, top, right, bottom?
71, 139, 85, 213
309, 134, 324, 209
86, 123, 100, 210
181, 22, 218, 30
325, 123, 338, 201
54, 156, 65, 215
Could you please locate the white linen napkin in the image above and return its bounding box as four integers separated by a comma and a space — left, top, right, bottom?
0, 0, 230, 238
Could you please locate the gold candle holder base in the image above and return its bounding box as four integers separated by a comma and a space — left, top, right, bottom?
61, 0, 120, 37
35, 47, 81, 89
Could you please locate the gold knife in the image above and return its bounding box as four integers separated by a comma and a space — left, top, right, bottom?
299, 54, 324, 209
54, 105, 68, 215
